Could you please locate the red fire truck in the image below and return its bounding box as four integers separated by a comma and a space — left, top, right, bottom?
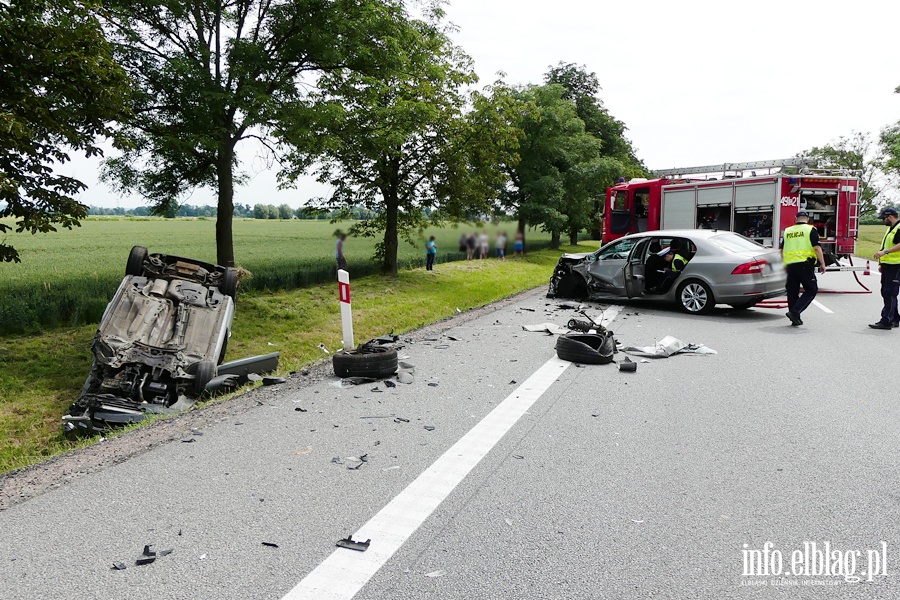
602, 158, 860, 259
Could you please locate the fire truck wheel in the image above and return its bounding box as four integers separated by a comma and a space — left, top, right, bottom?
556, 274, 587, 299
677, 280, 715, 315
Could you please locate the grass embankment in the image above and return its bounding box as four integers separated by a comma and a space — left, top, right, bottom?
0, 244, 593, 474
855, 224, 890, 260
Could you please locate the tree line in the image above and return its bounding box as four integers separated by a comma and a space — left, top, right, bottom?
2, 0, 899, 270
86, 204, 381, 220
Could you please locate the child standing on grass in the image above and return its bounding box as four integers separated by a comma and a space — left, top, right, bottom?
426, 236, 437, 271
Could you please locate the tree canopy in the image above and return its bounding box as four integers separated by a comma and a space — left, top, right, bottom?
281, 7, 520, 273
99, 0, 413, 266
0, 0, 129, 263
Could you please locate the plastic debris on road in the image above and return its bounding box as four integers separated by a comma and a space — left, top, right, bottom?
522, 323, 569, 335
336, 536, 371, 552
620, 335, 717, 358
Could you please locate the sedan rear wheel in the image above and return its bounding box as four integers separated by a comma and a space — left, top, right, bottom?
677, 279, 714, 315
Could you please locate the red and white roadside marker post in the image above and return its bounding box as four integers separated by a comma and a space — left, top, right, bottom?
338, 269, 355, 350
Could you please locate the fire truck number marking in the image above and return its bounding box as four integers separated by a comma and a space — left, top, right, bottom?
780, 196, 799, 207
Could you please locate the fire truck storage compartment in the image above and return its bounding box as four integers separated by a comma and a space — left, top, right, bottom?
733, 182, 776, 245
800, 188, 837, 239
660, 188, 695, 229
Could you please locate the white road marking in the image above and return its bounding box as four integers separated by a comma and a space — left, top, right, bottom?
812, 299, 834, 314
283, 306, 621, 600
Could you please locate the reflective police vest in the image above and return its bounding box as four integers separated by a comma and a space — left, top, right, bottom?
881, 222, 900, 265
670, 253, 687, 273
782, 224, 816, 266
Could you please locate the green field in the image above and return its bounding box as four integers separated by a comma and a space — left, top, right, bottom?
0, 217, 559, 333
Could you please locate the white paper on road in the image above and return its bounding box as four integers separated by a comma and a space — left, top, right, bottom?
620, 335, 717, 358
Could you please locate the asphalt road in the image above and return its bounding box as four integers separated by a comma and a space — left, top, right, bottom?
1, 268, 898, 599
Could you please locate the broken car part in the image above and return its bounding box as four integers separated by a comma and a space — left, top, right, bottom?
336, 536, 371, 552
618, 358, 637, 372
555, 332, 616, 365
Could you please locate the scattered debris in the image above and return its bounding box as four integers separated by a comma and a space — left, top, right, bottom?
520, 307, 536, 312
112, 562, 127, 571
262, 542, 279, 548
424, 425, 435, 431
159, 549, 173, 557
446, 335, 462, 341
331, 457, 343, 465
523, 323, 569, 335
382, 465, 400, 471
336, 536, 370, 552
620, 336, 717, 358
618, 358, 637, 372
294, 407, 307, 412
346, 454, 368, 470
181, 438, 196, 443
512, 454, 524, 459
509, 379, 516, 385
318, 343, 330, 354
135, 545, 157, 566
504, 518, 513, 526
394, 417, 410, 423
384, 380, 396, 388
397, 372, 414, 384
262, 376, 286, 386
425, 569, 447, 578
292, 449, 313, 455
427, 382, 439, 387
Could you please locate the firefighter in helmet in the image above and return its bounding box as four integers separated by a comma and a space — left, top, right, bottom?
780, 210, 826, 326
869, 206, 900, 330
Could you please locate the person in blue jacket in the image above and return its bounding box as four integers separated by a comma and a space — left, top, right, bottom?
426, 236, 437, 271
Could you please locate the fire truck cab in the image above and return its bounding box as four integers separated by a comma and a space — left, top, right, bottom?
602, 159, 859, 259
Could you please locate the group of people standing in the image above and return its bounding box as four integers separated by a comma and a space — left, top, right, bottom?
782, 207, 900, 329
335, 228, 527, 275
458, 230, 524, 261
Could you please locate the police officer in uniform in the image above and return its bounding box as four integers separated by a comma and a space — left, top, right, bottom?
781, 210, 826, 326
657, 241, 689, 293
869, 207, 900, 330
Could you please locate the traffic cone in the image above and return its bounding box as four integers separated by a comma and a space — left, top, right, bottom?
864, 261, 870, 276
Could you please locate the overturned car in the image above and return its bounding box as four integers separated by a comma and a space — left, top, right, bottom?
63, 246, 244, 435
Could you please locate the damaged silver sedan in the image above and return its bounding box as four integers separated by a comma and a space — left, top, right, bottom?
63, 247, 239, 435
547, 230, 786, 314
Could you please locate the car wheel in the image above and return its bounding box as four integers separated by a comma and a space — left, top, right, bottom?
556, 274, 587, 299
555, 333, 615, 365
332, 346, 399, 378
221, 267, 238, 300
126, 246, 148, 276
193, 360, 217, 395
677, 280, 714, 315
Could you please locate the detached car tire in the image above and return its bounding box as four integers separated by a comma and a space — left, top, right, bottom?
333, 346, 399, 378
126, 246, 148, 276
555, 333, 615, 365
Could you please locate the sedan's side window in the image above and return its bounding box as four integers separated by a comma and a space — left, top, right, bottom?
597, 238, 638, 261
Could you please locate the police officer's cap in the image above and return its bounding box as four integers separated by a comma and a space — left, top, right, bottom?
878, 207, 899, 219
795, 210, 809, 218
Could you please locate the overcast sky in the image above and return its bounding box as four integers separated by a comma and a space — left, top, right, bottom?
67, 0, 900, 208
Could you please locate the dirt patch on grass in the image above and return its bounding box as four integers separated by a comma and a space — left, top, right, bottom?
0, 287, 546, 511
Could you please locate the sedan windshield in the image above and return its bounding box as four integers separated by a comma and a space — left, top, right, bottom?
708, 233, 765, 253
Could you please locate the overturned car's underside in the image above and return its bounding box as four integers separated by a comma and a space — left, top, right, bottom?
63, 248, 238, 435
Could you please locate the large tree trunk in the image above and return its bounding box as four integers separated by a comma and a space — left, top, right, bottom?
550, 230, 561, 249
569, 227, 579, 246
215, 144, 236, 267
383, 191, 399, 274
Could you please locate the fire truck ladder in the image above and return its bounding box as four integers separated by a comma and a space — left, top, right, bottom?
652, 158, 815, 178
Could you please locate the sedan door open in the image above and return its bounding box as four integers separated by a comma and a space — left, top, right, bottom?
624, 237, 651, 298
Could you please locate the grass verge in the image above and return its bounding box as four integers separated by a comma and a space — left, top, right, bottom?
0, 244, 594, 474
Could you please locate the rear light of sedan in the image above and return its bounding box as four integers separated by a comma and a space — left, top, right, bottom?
731, 260, 768, 275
